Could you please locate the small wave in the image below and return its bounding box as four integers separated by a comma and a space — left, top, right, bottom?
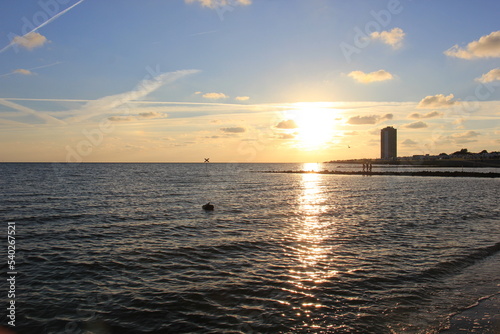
440, 292, 500, 333
422, 241, 500, 280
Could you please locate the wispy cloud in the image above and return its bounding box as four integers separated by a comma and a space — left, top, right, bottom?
0, 62, 61, 78
277, 133, 296, 140
0, 99, 66, 125
408, 111, 442, 119
0, 118, 35, 127
220, 126, 246, 133
66, 69, 200, 123
347, 113, 393, 125
108, 112, 164, 122
404, 121, 428, 129
475, 68, 500, 83
202, 92, 228, 100
417, 94, 458, 109
235, 96, 250, 101
108, 116, 134, 122
444, 30, 500, 59
449, 130, 480, 144
451, 130, 480, 139
138, 111, 163, 119
185, 0, 251, 9
348, 70, 394, 83
0, 98, 272, 124
13, 69, 35, 76
370, 27, 405, 49
402, 139, 418, 146
275, 119, 298, 129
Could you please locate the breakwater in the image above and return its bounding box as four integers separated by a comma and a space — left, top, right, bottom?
262, 170, 500, 178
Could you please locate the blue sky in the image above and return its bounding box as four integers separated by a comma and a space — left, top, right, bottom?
0, 0, 499, 162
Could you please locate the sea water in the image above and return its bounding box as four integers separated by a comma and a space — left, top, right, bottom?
1, 163, 499, 333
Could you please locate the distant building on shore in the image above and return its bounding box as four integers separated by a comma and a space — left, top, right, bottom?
381, 126, 397, 160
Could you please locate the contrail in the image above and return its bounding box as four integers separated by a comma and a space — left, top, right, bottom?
29, 61, 62, 70
0, 61, 62, 77
0, 99, 66, 125
25, 0, 86, 34
0, 0, 85, 53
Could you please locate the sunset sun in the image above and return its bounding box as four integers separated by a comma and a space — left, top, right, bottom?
286, 104, 339, 150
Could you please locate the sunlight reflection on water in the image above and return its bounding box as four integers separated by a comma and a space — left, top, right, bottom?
287, 168, 343, 328
4, 163, 500, 333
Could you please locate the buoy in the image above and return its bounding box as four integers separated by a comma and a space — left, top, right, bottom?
202, 202, 214, 211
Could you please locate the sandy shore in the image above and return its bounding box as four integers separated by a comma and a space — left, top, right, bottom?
440, 293, 500, 333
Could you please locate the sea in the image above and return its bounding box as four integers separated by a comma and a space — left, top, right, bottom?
1, 162, 499, 334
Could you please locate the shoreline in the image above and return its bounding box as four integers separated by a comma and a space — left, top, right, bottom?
439, 293, 500, 333
262, 170, 500, 178
326, 160, 500, 168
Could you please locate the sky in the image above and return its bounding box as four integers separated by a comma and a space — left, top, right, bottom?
0, 0, 499, 163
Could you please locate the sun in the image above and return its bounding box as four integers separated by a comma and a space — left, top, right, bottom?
285, 103, 339, 150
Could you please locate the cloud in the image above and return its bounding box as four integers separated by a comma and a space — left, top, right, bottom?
451, 118, 466, 129
405, 121, 428, 129
347, 113, 393, 125
1, 62, 62, 78
417, 94, 458, 109
0, 98, 65, 125
348, 116, 376, 125
402, 139, 418, 146
475, 68, 500, 83
370, 27, 405, 49
276, 119, 298, 129
278, 133, 296, 139
344, 131, 358, 135
409, 111, 442, 119
105, 111, 163, 122
0, 0, 85, 54
66, 69, 199, 123
108, 116, 134, 122
348, 70, 394, 83
202, 92, 228, 100
451, 130, 480, 139
185, 0, 251, 9
220, 127, 246, 133
138, 111, 162, 118
13, 69, 35, 76
444, 31, 500, 59
439, 130, 481, 145
12, 32, 48, 51
235, 96, 250, 101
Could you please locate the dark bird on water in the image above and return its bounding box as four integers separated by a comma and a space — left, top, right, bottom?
202, 202, 214, 211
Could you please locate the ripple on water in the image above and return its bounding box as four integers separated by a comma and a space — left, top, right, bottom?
2, 163, 499, 333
